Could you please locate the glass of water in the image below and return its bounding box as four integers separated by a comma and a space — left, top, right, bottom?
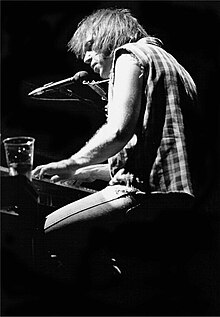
3, 136, 35, 181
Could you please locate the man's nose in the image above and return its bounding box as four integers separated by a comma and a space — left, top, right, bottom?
84, 51, 95, 64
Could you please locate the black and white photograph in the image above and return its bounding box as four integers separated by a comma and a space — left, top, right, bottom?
1, 1, 220, 316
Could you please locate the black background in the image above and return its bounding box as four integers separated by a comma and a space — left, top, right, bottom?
1, 1, 220, 315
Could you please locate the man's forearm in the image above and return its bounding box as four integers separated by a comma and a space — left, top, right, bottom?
69, 123, 128, 168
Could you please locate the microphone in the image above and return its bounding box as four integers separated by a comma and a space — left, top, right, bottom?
28, 71, 88, 96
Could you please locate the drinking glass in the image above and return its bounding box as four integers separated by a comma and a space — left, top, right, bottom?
3, 136, 35, 181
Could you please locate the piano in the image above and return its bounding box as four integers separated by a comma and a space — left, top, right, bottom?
33, 175, 97, 214
0, 166, 100, 216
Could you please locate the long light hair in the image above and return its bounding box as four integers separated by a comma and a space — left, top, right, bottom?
68, 8, 149, 58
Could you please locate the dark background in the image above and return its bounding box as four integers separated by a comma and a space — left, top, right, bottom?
1, 1, 220, 315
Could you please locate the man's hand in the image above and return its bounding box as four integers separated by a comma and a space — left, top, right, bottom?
71, 164, 110, 186
32, 162, 110, 186
32, 158, 75, 181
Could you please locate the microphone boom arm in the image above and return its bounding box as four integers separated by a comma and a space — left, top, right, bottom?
82, 80, 109, 101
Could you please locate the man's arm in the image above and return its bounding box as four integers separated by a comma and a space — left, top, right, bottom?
32, 54, 143, 180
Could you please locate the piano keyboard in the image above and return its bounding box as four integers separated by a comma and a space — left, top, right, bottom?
1, 166, 97, 211
34, 176, 97, 194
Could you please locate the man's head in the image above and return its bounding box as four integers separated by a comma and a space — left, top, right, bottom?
68, 8, 148, 59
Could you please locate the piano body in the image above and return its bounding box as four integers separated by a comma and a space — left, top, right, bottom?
0, 166, 103, 288
1, 165, 100, 216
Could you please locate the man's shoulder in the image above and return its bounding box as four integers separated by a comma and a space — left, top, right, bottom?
113, 38, 162, 68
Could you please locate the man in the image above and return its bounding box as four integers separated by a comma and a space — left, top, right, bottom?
32, 8, 200, 310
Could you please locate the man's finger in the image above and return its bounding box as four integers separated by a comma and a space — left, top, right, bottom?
50, 175, 61, 182
32, 165, 43, 176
